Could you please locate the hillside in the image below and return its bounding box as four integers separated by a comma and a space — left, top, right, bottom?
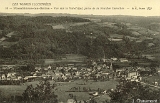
0, 14, 160, 64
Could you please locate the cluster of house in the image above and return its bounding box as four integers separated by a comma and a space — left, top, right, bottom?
36, 64, 159, 86
0, 65, 22, 81
0, 58, 159, 86
26, 64, 112, 82
0, 72, 22, 80
0, 61, 113, 83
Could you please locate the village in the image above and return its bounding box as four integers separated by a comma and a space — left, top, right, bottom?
0, 56, 160, 102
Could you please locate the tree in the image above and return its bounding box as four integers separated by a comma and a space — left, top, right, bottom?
130, 62, 138, 68
150, 62, 159, 75
22, 80, 58, 103
25, 64, 35, 72
109, 80, 160, 103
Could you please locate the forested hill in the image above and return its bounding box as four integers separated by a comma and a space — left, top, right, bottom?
0, 15, 159, 63
0, 16, 92, 60
0, 15, 123, 60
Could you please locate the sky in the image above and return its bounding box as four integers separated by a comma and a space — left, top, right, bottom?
0, 0, 160, 16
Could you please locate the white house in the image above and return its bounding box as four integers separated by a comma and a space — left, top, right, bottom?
1, 74, 6, 80
62, 75, 67, 80
97, 66, 102, 71
7, 72, 16, 78
158, 70, 160, 76
111, 57, 118, 61
75, 71, 80, 76
35, 67, 42, 71
48, 65, 52, 69
119, 58, 128, 62
72, 67, 77, 70
44, 67, 49, 71
55, 71, 63, 77
128, 71, 139, 78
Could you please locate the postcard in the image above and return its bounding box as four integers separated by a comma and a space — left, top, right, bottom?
0, 0, 160, 103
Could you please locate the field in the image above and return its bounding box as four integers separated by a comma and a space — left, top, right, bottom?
141, 47, 160, 62
55, 80, 118, 102
0, 81, 39, 98
51, 22, 90, 30
109, 34, 123, 38
0, 41, 17, 48
0, 80, 118, 102
44, 54, 87, 65
152, 53, 160, 62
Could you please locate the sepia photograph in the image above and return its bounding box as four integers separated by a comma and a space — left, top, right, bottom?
0, 0, 160, 103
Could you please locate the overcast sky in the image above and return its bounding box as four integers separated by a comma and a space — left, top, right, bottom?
0, 0, 160, 16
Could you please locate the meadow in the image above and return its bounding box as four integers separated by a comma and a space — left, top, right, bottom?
0, 80, 118, 102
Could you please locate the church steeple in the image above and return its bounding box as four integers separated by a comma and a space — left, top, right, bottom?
110, 61, 113, 70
